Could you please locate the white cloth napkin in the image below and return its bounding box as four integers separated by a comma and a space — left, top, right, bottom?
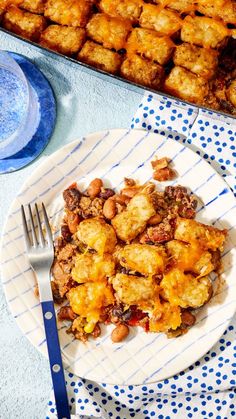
46, 94, 236, 419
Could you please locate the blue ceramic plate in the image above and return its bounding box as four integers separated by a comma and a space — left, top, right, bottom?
0, 52, 56, 174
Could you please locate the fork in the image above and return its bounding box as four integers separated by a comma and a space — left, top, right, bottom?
21, 203, 71, 419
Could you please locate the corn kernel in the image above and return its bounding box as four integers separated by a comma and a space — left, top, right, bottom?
84, 322, 95, 333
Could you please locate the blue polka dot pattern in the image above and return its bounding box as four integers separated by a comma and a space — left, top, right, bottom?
131, 95, 236, 194
46, 94, 236, 419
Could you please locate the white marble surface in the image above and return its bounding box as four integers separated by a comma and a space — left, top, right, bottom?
0, 31, 141, 419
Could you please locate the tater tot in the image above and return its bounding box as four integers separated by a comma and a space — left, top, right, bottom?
126, 28, 174, 65
86, 13, 132, 51
0, 0, 21, 15
227, 80, 236, 108
44, 0, 92, 27
72, 253, 115, 283
139, 4, 182, 36
99, 0, 143, 22
118, 243, 167, 276
161, 269, 212, 308
3, 5, 47, 41
112, 191, 156, 242
167, 240, 215, 277
111, 273, 159, 311
174, 218, 227, 251
76, 218, 117, 254
19, 0, 45, 14
78, 40, 122, 73
197, 0, 236, 25
164, 66, 209, 104
173, 43, 218, 80
181, 15, 229, 49
40, 25, 85, 55
121, 54, 164, 89
153, 0, 196, 13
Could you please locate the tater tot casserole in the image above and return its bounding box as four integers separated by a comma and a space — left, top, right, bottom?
1, 0, 236, 114
50, 159, 227, 343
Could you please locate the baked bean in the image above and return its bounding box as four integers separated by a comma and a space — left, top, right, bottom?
67, 211, 80, 234
114, 194, 130, 205
87, 178, 103, 198
121, 187, 140, 198
111, 324, 129, 342
148, 213, 162, 225
103, 197, 117, 219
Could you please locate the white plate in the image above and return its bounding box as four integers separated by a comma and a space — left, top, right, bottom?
1, 129, 236, 385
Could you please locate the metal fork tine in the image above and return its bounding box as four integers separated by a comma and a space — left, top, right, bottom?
35, 203, 45, 247
41, 202, 53, 247
21, 205, 31, 249
28, 204, 38, 247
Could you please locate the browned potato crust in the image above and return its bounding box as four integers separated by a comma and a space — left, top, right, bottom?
181, 15, 229, 49
20, 0, 46, 14
121, 54, 164, 89
3, 5, 47, 41
78, 40, 122, 73
174, 218, 227, 251
44, 0, 92, 27
139, 4, 182, 36
0, 0, 22, 15
99, 0, 143, 22
40, 24, 85, 55
153, 0, 196, 13
86, 13, 132, 51
173, 43, 219, 80
164, 66, 209, 104
111, 273, 159, 311
161, 269, 212, 308
197, 0, 236, 25
117, 243, 167, 276
126, 28, 174, 65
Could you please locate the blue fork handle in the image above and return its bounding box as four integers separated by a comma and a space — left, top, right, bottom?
41, 300, 71, 419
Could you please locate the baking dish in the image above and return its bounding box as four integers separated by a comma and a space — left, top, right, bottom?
1, 27, 235, 120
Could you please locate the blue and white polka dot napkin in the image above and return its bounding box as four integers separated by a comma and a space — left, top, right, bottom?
46, 94, 236, 419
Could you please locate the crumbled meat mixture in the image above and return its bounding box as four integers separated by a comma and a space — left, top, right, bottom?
79, 196, 104, 218
151, 157, 176, 181
99, 188, 115, 199
63, 187, 81, 211
56, 243, 76, 261
141, 218, 175, 244
61, 224, 72, 242
58, 306, 77, 321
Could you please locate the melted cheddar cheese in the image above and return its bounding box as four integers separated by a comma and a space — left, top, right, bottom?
68, 281, 114, 325
167, 240, 214, 277
149, 301, 181, 332
161, 268, 212, 308
174, 218, 227, 251
76, 218, 117, 254
118, 243, 167, 276
72, 253, 115, 283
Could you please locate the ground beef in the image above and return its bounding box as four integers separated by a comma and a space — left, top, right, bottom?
61, 224, 72, 242
58, 306, 77, 321
63, 188, 81, 211
79, 196, 104, 218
